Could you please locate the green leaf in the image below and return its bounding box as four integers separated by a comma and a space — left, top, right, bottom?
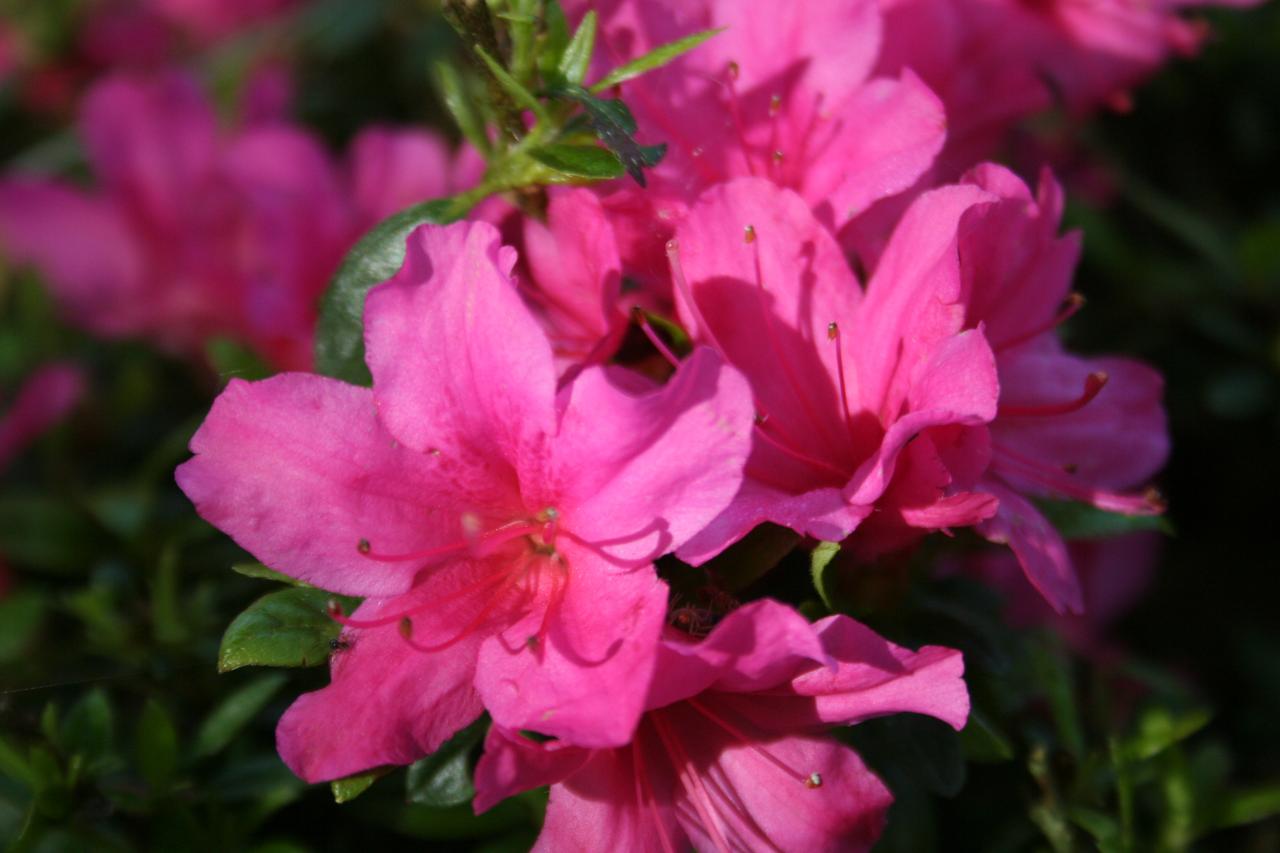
556, 11, 596, 85
193, 674, 287, 759
135, 701, 179, 790
591, 28, 723, 92
434, 61, 490, 156
315, 197, 462, 383
529, 143, 624, 179
405, 717, 488, 807
548, 85, 665, 185
231, 562, 311, 588
809, 541, 841, 610
218, 588, 353, 673
474, 45, 547, 121
331, 767, 389, 803
61, 690, 114, 765
0, 735, 34, 787
538, 1, 570, 81
1034, 498, 1171, 540
1213, 784, 1280, 829
1121, 706, 1211, 764
1029, 634, 1085, 758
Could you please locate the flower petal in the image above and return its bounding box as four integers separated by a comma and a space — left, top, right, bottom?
176, 373, 470, 597
276, 576, 484, 782
474, 542, 667, 748
363, 221, 557, 489
552, 347, 754, 563
978, 481, 1085, 614
473, 725, 592, 813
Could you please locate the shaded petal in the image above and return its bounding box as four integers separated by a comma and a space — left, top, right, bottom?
536, 744, 682, 853
855, 183, 997, 418
676, 479, 868, 564
276, 574, 484, 782
802, 70, 946, 229
176, 373, 470, 597
473, 725, 592, 813
553, 347, 754, 562
664, 701, 891, 853
521, 188, 625, 366
474, 542, 667, 748
977, 481, 1084, 614
994, 348, 1168, 491
364, 221, 557, 497
675, 178, 862, 470
648, 600, 830, 709
847, 327, 999, 505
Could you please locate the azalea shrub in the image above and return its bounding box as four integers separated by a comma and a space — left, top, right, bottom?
1, 1, 1278, 850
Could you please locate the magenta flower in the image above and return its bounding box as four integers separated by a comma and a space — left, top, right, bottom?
0, 363, 85, 474
0, 72, 463, 371
517, 188, 630, 370
474, 600, 968, 851
951, 164, 1168, 612
671, 177, 999, 561
562, 0, 946, 295
176, 221, 755, 780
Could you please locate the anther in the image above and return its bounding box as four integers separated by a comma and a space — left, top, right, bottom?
398, 617, 413, 638
726, 60, 739, 80
1144, 486, 1167, 512
772, 149, 784, 163
743, 224, 756, 244
327, 599, 344, 618
769, 94, 782, 116
357, 538, 371, 554
827, 322, 838, 341
805, 773, 823, 789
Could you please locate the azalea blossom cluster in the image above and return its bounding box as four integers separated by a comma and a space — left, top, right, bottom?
0, 0, 1245, 848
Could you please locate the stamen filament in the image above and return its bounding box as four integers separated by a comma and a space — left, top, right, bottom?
828, 322, 857, 442
652, 712, 733, 853
667, 239, 731, 360
686, 697, 817, 787
994, 293, 1085, 352
999, 371, 1108, 418
632, 306, 682, 368
991, 444, 1162, 514
359, 520, 541, 564
632, 735, 678, 853
722, 62, 758, 178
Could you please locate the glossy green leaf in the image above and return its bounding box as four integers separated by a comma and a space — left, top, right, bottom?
959, 706, 1015, 763
848, 714, 966, 798
549, 85, 666, 185
218, 588, 352, 673
1213, 784, 1280, 829
405, 717, 488, 807
0, 588, 45, 662
529, 143, 624, 179
1121, 706, 1212, 763
538, 1, 570, 81
314, 197, 461, 384
703, 524, 799, 593
590, 28, 723, 92
193, 674, 287, 759
557, 11, 596, 85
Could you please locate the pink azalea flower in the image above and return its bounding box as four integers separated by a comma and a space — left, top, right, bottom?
0, 72, 462, 371
517, 188, 630, 370
145, 0, 301, 44
671, 177, 1000, 562
563, 0, 946, 298
949, 164, 1168, 612
176, 221, 755, 780
474, 600, 968, 851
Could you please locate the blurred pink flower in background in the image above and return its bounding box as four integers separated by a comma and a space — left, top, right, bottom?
0, 71, 467, 370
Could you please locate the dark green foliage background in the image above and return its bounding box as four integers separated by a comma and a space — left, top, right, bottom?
1, 2, 1277, 850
